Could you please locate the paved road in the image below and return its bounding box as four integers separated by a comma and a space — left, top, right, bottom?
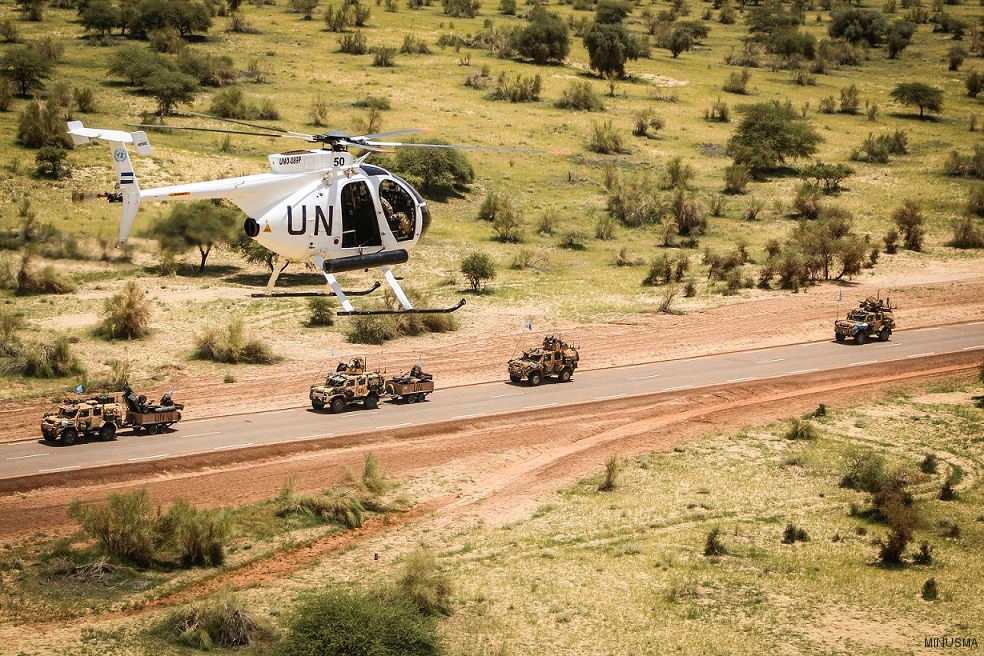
2, 323, 982, 479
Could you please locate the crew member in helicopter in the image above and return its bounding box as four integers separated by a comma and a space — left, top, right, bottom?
380, 189, 413, 241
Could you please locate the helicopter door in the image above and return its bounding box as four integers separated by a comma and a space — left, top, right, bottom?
340, 181, 382, 249
378, 179, 416, 242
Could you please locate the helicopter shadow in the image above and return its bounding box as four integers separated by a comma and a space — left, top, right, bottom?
225, 271, 328, 288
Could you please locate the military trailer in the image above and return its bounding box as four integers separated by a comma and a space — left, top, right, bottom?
40, 386, 183, 444
310, 364, 385, 413
507, 335, 580, 386
834, 297, 896, 345
386, 364, 434, 403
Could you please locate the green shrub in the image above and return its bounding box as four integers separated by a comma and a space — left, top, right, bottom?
891, 199, 925, 251
276, 587, 442, 656
194, 317, 278, 364
966, 70, 983, 98
165, 500, 233, 567
3, 335, 84, 379
460, 251, 496, 292
97, 281, 152, 340
555, 80, 604, 111
399, 546, 453, 615
785, 417, 817, 439
487, 72, 541, 102
558, 228, 589, 250
274, 480, 367, 528
339, 31, 369, 54
587, 120, 628, 154
164, 594, 269, 649
632, 107, 664, 137
840, 450, 887, 493
794, 182, 822, 219
949, 216, 984, 249
375, 141, 474, 199
722, 69, 751, 94
372, 47, 397, 66
0, 309, 24, 354
598, 454, 619, 491
703, 526, 727, 556
781, 523, 810, 543
443, 0, 480, 17
922, 578, 938, 600
16, 98, 71, 148
68, 490, 158, 566
877, 496, 917, 565
968, 186, 984, 217
33, 146, 68, 178
942, 146, 984, 179
919, 453, 938, 474
400, 34, 431, 54
308, 297, 336, 326
346, 315, 394, 344
723, 164, 751, 194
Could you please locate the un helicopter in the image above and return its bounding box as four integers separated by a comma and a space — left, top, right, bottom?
66, 116, 564, 316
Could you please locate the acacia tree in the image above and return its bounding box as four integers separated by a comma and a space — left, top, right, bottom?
583, 23, 640, 80
151, 201, 239, 273
0, 46, 53, 97
890, 82, 942, 118
511, 5, 569, 65
726, 101, 822, 175
81, 0, 121, 37
144, 68, 199, 115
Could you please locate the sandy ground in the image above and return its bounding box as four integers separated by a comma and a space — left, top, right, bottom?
2, 265, 982, 444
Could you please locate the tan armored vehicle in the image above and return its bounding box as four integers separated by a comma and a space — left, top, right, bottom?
311, 360, 385, 413
386, 364, 434, 403
42, 395, 125, 445
507, 335, 579, 386
835, 297, 896, 345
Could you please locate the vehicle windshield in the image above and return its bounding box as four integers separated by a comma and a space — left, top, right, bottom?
58, 406, 77, 417
326, 374, 347, 386
847, 310, 867, 321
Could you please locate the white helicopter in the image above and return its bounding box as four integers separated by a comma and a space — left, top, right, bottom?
66, 116, 562, 315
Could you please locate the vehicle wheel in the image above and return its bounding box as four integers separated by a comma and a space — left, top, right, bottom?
60, 428, 77, 446
509, 375, 521, 383
418, 393, 427, 403
43, 434, 57, 443
146, 424, 159, 435
835, 333, 845, 343
559, 368, 572, 383
854, 331, 867, 345
407, 394, 418, 404
364, 393, 379, 410
878, 328, 891, 342
98, 424, 116, 442
312, 399, 325, 411
329, 397, 346, 414
528, 371, 542, 386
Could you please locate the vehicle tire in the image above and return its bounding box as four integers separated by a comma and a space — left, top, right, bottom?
329, 397, 346, 414
509, 375, 521, 383
43, 433, 57, 443
835, 333, 845, 343
364, 393, 379, 410
854, 331, 867, 345
407, 394, 418, 404
878, 328, 891, 342
98, 423, 116, 441
559, 368, 572, 383
146, 424, 159, 435
528, 371, 542, 386
312, 399, 325, 411
61, 428, 77, 446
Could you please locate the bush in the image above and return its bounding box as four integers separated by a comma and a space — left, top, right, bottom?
703, 526, 727, 556
164, 594, 268, 649
726, 101, 822, 174
487, 72, 541, 102
801, 161, 854, 192
399, 546, 453, 616
939, 474, 957, 500
967, 70, 983, 98
828, 7, 888, 45
922, 578, 938, 601
877, 496, 917, 565
663, 156, 694, 189
400, 34, 431, 54
308, 297, 336, 326
460, 251, 496, 292
510, 5, 570, 64
598, 454, 619, 491
345, 316, 391, 344
839, 84, 861, 114
95, 281, 152, 341
891, 199, 925, 251
587, 120, 628, 154
17, 98, 71, 149
919, 453, 938, 474
165, 500, 233, 567
841, 451, 887, 493
949, 216, 984, 248
558, 228, 589, 250
0, 309, 24, 354
722, 69, 751, 94
194, 317, 278, 364
632, 107, 664, 136
68, 490, 157, 566
275, 479, 367, 527
723, 164, 751, 194
884, 227, 900, 254
443, 0, 480, 17
499, 0, 516, 13
555, 80, 604, 111
913, 541, 933, 565
3, 335, 83, 379
372, 47, 397, 66
276, 587, 443, 656
595, 215, 617, 240
969, 186, 984, 216
785, 417, 817, 439
794, 182, 822, 219
377, 142, 474, 199
704, 98, 729, 122
781, 523, 810, 543
339, 32, 369, 54
942, 146, 984, 179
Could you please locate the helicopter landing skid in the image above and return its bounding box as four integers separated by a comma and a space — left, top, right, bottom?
249, 282, 381, 298
337, 299, 466, 316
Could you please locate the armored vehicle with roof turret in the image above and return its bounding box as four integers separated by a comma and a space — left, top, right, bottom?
835, 296, 896, 345
507, 335, 579, 386
311, 359, 385, 413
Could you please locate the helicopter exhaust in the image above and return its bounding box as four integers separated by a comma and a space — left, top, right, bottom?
323, 250, 409, 274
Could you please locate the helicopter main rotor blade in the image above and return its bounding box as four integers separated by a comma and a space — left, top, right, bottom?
352, 128, 432, 142
365, 141, 571, 156
176, 111, 297, 135
127, 124, 297, 139
337, 141, 393, 153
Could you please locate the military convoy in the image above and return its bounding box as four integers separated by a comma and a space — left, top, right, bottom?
835, 297, 896, 345
507, 335, 580, 386
309, 358, 436, 412
41, 386, 183, 445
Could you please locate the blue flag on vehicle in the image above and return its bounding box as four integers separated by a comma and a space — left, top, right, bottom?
525, 321, 532, 331
75, 384, 84, 394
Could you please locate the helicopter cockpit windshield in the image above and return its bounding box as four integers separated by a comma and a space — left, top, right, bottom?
340, 181, 382, 249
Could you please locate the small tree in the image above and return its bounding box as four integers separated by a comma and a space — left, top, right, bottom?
966, 70, 983, 98
151, 201, 239, 272
891, 199, 925, 251
886, 20, 915, 58
144, 68, 200, 116
460, 251, 496, 292
510, 5, 569, 65
81, 0, 121, 37
98, 281, 152, 339
726, 101, 823, 174
289, 0, 320, 19
890, 82, 942, 118
34, 146, 68, 178
0, 45, 53, 97
583, 22, 640, 80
